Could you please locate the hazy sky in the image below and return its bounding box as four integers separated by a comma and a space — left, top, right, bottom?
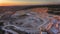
0, 0, 60, 2
0, 0, 60, 6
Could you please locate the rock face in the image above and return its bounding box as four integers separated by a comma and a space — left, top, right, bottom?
0, 8, 60, 34
0, 9, 49, 34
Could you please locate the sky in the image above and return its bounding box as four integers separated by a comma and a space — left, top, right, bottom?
0, 0, 60, 6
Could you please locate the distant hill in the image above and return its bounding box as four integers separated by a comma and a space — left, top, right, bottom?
0, 5, 60, 15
